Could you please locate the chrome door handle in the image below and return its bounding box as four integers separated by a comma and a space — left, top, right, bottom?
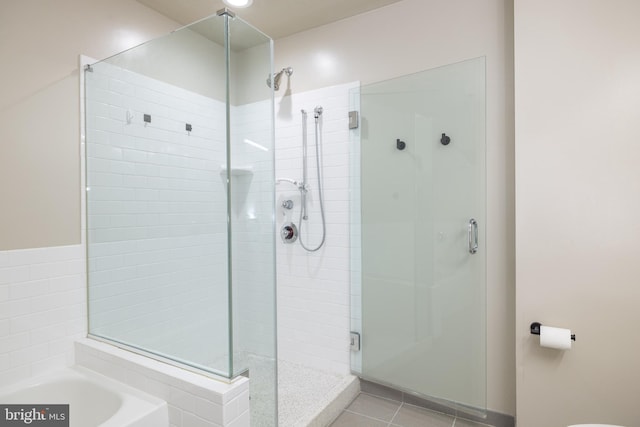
468, 218, 478, 254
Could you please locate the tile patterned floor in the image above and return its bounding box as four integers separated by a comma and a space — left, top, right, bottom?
330, 393, 495, 427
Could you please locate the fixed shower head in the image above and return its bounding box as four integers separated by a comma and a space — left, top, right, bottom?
267, 67, 293, 90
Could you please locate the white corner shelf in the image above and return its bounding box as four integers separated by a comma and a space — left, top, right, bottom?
219, 165, 253, 177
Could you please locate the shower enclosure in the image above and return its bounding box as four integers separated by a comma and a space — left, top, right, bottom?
350, 57, 486, 415
84, 10, 277, 425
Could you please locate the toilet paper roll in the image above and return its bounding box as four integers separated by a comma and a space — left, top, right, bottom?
540, 326, 572, 350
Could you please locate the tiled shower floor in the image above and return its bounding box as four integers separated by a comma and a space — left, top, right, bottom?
330, 393, 495, 427
245, 354, 358, 426
277, 360, 357, 426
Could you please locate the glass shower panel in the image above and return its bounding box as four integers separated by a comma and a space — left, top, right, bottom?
351, 57, 486, 412
85, 15, 231, 376
227, 15, 278, 426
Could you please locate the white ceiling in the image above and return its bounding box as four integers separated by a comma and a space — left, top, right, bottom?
137, 0, 404, 40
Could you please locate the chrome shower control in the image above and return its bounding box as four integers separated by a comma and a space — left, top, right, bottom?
282, 200, 294, 210
281, 223, 298, 243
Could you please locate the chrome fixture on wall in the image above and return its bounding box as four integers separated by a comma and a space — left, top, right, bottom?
298, 106, 326, 252
277, 106, 326, 252
282, 200, 294, 210
281, 222, 298, 243
267, 67, 293, 90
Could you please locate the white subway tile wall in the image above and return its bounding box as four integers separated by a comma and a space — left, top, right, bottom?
275, 82, 358, 375
85, 62, 231, 372
86, 60, 277, 375
0, 245, 85, 387
1, 67, 350, 425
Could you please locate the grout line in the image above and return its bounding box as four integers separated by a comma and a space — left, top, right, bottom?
343, 409, 392, 424
387, 401, 403, 427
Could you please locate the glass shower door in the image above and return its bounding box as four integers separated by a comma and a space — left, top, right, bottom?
351, 57, 486, 413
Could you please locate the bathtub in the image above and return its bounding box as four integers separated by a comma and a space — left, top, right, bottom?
0, 366, 168, 427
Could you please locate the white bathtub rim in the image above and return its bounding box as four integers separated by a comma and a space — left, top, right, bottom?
0, 366, 168, 427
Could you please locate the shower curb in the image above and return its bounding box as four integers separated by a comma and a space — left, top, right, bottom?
302, 375, 360, 427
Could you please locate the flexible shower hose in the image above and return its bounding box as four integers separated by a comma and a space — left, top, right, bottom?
298, 113, 326, 252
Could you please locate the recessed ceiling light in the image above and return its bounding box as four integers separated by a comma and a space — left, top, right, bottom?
223, 0, 253, 8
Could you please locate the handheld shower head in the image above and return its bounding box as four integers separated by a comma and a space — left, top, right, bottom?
314, 105, 323, 119
267, 67, 293, 90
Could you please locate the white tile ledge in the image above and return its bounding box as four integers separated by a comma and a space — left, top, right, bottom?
75, 338, 248, 404
75, 338, 250, 426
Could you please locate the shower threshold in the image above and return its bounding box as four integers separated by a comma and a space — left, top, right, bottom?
244, 354, 358, 426
277, 360, 358, 426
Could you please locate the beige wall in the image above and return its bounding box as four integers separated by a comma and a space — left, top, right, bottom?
0, 0, 178, 250
515, 1, 640, 426
275, 0, 516, 415
103, 27, 227, 101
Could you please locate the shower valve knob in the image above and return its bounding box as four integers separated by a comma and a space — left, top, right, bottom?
281, 223, 298, 243
282, 200, 294, 209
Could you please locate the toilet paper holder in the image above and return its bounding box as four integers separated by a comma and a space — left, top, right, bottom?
530, 322, 576, 341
